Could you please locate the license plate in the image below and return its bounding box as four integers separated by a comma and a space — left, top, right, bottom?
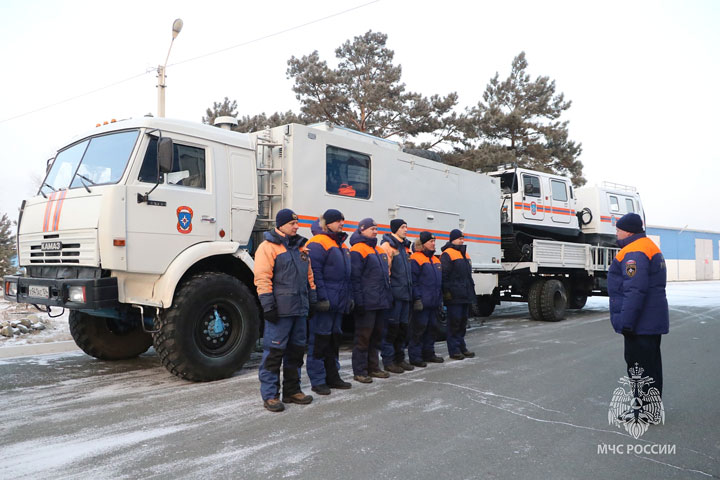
28, 285, 49, 298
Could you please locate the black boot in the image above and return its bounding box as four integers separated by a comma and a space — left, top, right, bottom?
282, 343, 305, 397
326, 333, 351, 389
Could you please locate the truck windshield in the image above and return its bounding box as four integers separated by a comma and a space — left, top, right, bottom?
41, 130, 139, 193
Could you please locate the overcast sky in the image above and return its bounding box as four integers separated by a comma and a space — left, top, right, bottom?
1, 0, 718, 231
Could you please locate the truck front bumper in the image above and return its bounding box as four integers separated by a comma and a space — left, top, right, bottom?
3, 275, 118, 310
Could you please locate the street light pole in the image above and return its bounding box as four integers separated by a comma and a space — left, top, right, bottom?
157, 18, 183, 118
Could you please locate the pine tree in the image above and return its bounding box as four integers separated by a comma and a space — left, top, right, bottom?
287, 30, 461, 144
453, 52, 584, 185
202, 97, 238, 125
0, 213, 17, 279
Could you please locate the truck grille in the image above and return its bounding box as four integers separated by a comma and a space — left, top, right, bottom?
19, 230, 99, 266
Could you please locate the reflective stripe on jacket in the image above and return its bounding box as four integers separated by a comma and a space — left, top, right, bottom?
608, 233, 669, 335
254, 229, 317, 317
380, 233, 413, 301
440, 242, 475, 304
307, 230, 353, 314
410, 249, 442, 309
349, 230, 393, 311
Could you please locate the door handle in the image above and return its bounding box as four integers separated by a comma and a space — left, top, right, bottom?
201, 216, 216, 223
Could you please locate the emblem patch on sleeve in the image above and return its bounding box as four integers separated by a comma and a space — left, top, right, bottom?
625, 259, 637, 278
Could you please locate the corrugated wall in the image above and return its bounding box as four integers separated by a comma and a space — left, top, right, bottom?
646, 226, 720, 281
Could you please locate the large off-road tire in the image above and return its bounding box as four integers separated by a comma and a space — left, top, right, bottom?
152, 272, 259, 382
539, 279, 567, 322
433, 308, 448, 342
69, 310, 153, 360
473, 296, 496, 317
568, 291, 588, 310
527, 278, 546, 321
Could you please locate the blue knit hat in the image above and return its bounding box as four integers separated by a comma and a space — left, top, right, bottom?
323, 209, 344, 224
358, 218, 377, 232
276, 208, 298, 227
616, 213, 644, 234
419, 231, 435, 244
449, 229, 464, 242
390, 218, 407, 233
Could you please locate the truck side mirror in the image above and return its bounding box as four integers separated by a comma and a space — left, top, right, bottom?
157, 137, 174, 174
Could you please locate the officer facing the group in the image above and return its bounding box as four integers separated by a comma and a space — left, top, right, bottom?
254, 209, 317, 412
349, 218, 393, 383
305, 209, 354, 395
408, 231, 444, 367
608, 213, 669, 397
379, 218, 415, 374
441, 229, 476, 360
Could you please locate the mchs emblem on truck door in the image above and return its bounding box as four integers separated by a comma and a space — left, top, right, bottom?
177, 206, 194, 234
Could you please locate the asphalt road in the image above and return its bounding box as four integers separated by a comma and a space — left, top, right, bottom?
1, 298, 718, 480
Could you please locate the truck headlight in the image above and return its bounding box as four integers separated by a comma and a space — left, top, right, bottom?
5, 281, 17, 297
68, 286, 86, 303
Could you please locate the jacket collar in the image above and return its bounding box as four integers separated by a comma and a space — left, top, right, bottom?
441, 242, 467, 256
617, 232, 646, 249
265, 228, 307, 248
326, 230, 348, 246
350, 230, 377, 248
382, 233, 410, 249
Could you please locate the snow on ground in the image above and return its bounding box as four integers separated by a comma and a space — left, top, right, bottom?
0, 296, 70, 347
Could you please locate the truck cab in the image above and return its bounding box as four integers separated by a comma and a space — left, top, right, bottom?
488, 166, 579, 260
575, 182, 645, 246
4, 117, 261, 381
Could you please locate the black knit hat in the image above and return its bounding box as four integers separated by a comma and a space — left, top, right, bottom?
323, 209, 344, 224
419, 231, 435, 244
616, 213, 644, 234
449, 229, 464, 242
390, 218, 407, 234
276, 208, 298, 228
358, 218, 377, 232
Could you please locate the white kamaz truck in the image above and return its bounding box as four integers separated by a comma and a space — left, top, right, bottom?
3, 117, 636, 380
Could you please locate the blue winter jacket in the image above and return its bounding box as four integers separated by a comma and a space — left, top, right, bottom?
380, 233, 413, 301
440, 242, 475, 305
608, 233, 669, 335
307, 222, 353, 314
254, 229, 317, 317
410, 247, 443, 309
349, 230, 393, 311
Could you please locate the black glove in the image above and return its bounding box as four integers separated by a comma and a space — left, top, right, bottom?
316, 299, 331, 312
413, 299, 423, 311
264, 308, 278, 324
621, 326, 635, 337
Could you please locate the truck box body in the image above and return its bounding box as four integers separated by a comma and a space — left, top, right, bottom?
250, 123, 503, 276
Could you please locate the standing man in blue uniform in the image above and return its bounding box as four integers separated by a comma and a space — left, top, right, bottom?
441, 229, 476, 360
305, 209, 353, 395
254, 209, 317, 412
608, 213, 669, 397
380, 218, 415, 373
349, 218, 393, 383
408, 231, 444, 367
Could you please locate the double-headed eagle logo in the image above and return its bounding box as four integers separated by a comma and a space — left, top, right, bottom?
608, 363, 665, 439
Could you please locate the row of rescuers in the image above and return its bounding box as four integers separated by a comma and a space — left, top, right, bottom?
253, 208, 477, 412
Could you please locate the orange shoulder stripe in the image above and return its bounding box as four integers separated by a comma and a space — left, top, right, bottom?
307, 234, 336, 251
616, 237, 662, 262
411, 252, 430, 265
351, 242, 374, 258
